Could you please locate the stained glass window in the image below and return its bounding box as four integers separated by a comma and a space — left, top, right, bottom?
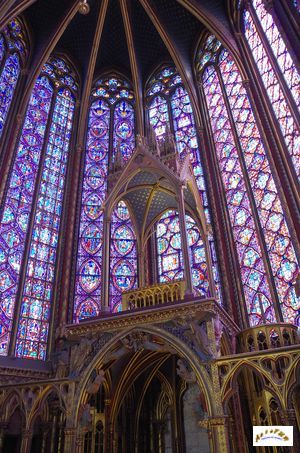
0, 18, 27, 140
147, 66, 222, 302
157, 210, 184, 283
109, 201, 138, 312
16, 88, 76, 359
74, 76, 135, 321
0, 76, 53, 356
0, 57, 78, 358
197, 34, 299, 325
156, 210, 210, 297
244, 2, 300, 178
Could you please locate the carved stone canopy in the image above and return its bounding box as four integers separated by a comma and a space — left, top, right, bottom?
105, 135, 207, 239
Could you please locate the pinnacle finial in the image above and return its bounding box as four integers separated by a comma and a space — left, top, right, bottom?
79, 1, 90, 15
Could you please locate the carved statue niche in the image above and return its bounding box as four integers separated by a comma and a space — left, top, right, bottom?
174, 314, 214, 359
78, 403, 92, 431
176, 359, 196, 383
23, 388, 38, 411
69, 335, 94, 377
103, 332, 176, 364
52, 338, 70, 378
214, 315, 223, 358
86, 369, 105, 395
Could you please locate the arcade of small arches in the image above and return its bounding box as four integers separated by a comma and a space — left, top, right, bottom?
0, 0, 299, 452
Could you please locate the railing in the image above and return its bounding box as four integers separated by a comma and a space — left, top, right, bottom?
122, 281, 186, 311
237, 323, 299, 353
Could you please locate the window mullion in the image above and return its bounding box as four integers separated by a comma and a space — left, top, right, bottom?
267, 0, 300, 62
8, 87, 58, 356
46, 95, 79, 357
53, 99, 81, 329
248, 3, 300, 127
217, 65, 282, 323
108, 104, 114, 171
167, 95, 176, 137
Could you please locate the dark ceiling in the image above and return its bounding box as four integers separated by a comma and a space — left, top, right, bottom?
21, 0, 231, 86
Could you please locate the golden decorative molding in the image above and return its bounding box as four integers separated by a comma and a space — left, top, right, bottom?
122, 280, 186, 310
237, 323, 299, 353
65, 298, 240, 338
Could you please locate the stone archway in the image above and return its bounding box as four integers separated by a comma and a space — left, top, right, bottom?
71, 324, 229, 453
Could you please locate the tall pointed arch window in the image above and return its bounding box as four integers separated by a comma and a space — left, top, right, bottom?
0, 18, 28, 140
196, 34, 299, 325
146, 66, 222, 301
109, 200, 138, 312
74, 76, 135, 321
243, 0, 300, 178
0, 57, 78, 358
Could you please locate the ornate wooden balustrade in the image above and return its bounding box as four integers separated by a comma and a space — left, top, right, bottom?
122, 280, 186, 310
237, 323, 299, 353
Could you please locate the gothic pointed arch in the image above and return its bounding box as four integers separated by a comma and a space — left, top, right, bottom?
0, 17, 29, 142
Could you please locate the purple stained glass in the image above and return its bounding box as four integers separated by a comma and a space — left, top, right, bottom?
219, 50, 299, 324
149, 95, 169, 138
292, 0, 300, 12
74, 99, 109, 322
244, 9, 300, 178
147, 67, 222, 303
0, 35, 4, 63
0, 19, 27, 140
157, 210, 184, 283
156, 210, 210, 296
0, 53, 20, 138
113, 100, 135, 162
74, 76, 135, 321
252, 0, 299, 109
0, 76, 53, 356
170, 85, 222, 300
109, 201, 138, 312
15, 88, 75, 360
202, 64, 276, 326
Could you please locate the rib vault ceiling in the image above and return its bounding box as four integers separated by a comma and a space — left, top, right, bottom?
0, 0, 239, 136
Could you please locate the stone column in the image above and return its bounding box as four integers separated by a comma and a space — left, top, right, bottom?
101, 212, 111, 311
40, 423, 51, 453
282, 409, 299, 453
176, 184, 193, 296
0, 422, 8, 453
208, 416, 231, 453
20, 428, 33, 453
64, 427, 76, 453
75, 431, 84, 453
104, 398, 111, 453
